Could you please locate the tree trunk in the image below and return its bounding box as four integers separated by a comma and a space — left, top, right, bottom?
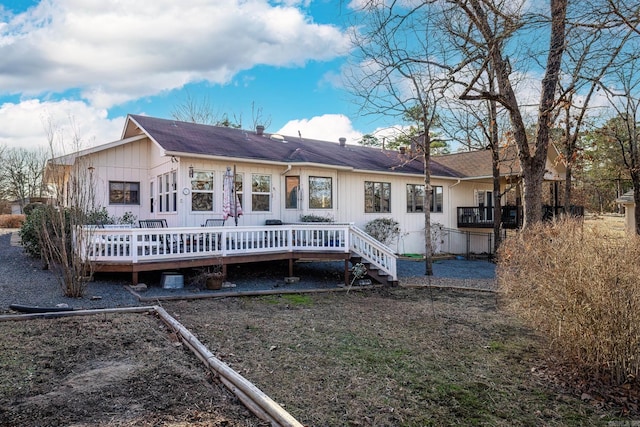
424, 133, 434, 276
564, 162, 572, 215
521, 160, 546, 227
633, 173, 640, 235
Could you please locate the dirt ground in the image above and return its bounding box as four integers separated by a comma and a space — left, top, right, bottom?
0, 288, 631, 426
0, 214, 634, 426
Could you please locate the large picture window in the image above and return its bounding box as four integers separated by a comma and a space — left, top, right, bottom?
251, 174, 271, 212
309, 176, 332, 209
191, 171, 214, 211
109, 181, 139, 205
365, 181, 391, 213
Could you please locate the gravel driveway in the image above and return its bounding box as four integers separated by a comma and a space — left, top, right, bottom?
0, 229, 496, 313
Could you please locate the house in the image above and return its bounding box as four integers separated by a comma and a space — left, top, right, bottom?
48, 114, 568, 256
10, 197, 52, 215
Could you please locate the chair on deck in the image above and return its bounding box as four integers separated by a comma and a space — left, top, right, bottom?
202, 218, 226, 227
200, 218, 226, 251
139, 219, 168, 228
138, 219, 172, 254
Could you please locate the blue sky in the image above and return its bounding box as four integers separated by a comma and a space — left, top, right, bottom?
0, 0, 386, 151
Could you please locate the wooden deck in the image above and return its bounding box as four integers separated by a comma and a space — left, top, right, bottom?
78, 223, 398, 286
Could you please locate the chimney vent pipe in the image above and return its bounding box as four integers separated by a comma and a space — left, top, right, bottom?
256, 125, 265, 136
339, 137, 346, 147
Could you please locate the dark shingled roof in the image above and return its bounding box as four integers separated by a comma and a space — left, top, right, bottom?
127, 115, 463, 178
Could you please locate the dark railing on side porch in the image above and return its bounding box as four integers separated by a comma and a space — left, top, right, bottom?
459, 205, 585, 229
457, 206, 495, 228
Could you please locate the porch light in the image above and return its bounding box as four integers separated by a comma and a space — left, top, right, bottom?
188, 166, 194, 178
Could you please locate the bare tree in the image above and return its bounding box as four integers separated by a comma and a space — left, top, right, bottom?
443, 0, 569, 228
172, 93, 271, 130
0, 147, 49, 211
347, 2, 453, 275
40, 115, 97, 297
444, 70, 513, 253
599, 64, 640, 234
553, 2, 637, 215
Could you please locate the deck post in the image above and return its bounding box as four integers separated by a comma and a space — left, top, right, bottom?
132, 271, 138, 285
288, 258, 293, 277
344, 259, 349, 287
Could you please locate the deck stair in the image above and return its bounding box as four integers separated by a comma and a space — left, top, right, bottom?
350, 255, 398, 287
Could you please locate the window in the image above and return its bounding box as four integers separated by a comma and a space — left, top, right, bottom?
286, 176, 300, 209
365, 181, 391, 213
309, 176, 332, 209
431, 186, 443, 213
158, 172, 177, 212
149, 181, 154, 213
109, 181, 139, 205
234, 172, 244, 209
191, 171, 214, 211
251, 174, 271, 212
407, 184, 424, 212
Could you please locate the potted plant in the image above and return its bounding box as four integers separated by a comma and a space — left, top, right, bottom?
205, 258, 225, 290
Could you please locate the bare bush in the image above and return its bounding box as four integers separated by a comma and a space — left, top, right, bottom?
0, 214, 25, 228
497, 219, 640, 385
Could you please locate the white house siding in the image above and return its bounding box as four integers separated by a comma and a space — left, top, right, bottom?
332, 171, 453, 255
79, 140, 497, 255
84, 138, 150, 223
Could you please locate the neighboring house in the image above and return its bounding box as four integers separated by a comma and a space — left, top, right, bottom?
10, 197, 52, 215
616, 190, 636, 234
47, 114, 568, 255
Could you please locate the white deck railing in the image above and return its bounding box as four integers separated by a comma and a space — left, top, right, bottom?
78, 223, 398, 280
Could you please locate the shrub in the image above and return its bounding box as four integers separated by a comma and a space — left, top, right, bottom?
364, 217, 401, 246
86, 207, 114, 225
300, 214, 333, 223
0, 214, 26, 228
497, 218, 640, 385
23, 202, 44, 216
20, 206, 48, 258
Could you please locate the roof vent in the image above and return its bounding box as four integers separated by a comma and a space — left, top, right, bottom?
256, 125, 265, 136
399, 146, 406, 155
339, 137, 346, 147
270, 134, 286, 143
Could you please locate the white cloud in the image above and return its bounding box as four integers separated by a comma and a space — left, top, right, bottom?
0, 0, 350, 108
0, 99, 123, 151
277, 114, 363, 143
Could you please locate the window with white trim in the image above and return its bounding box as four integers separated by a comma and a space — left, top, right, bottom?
158, 172, 177, 212
309, 176, 332, 209
109, 181, 140, 205
251, 174, 271, 212
191, 171, 214, 211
